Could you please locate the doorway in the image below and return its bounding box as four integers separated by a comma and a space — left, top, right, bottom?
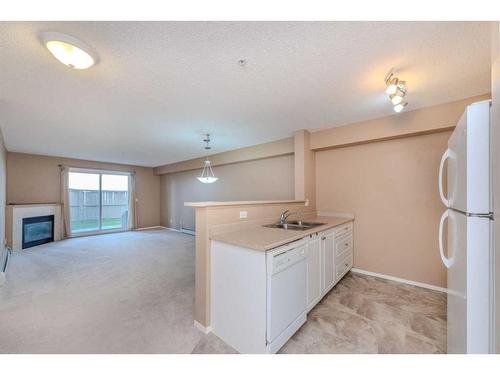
68, 170, 130, 235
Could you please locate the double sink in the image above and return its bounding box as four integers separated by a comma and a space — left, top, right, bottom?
263, 220, 326, 231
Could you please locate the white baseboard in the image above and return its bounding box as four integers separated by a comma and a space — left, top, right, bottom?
317, 211, 355, 219
162, 227, 195, 236
162, 227, 181, 232
194, 320, 212, 334
135, 226, 167, 231
350, 268, 447, 293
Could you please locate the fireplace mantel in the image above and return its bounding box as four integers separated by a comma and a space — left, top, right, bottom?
6, 204, 62, 251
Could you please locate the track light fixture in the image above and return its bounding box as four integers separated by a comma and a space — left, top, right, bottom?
385, 72, 408, 113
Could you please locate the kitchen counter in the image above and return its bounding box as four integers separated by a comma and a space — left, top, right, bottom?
210, 216, 353, 251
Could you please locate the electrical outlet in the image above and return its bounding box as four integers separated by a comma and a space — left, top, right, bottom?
239, 211, 248, 219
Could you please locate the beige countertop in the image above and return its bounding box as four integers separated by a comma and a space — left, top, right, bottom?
210, 216, 353, 251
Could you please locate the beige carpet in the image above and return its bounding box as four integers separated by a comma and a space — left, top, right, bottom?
0, 229, 233, 353
0, 229, 445, 353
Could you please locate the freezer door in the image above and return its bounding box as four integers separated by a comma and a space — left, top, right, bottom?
442, 209, 492, 353
446, 101, 491, 214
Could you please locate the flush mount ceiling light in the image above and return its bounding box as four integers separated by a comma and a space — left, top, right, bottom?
385, 72, 408, 113
40, 31, 98, 70
197, 134, 218, 184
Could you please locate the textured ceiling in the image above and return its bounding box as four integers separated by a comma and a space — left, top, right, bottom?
0, 21, 491, 167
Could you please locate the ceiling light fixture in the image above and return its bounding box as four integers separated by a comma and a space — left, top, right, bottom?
40, 31, 98, 70
385, 72, 408, 113
197, 134, 218, 184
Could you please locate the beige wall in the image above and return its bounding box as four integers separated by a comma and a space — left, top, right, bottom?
154, 137, 293, 175
160, 154, 295, 230
0, 130, 6, 251
314, 95, 491, 289
294, 130, 316, 209
6, 152, 161, 229
316, 131, 450, 287
311, 94, 490, 151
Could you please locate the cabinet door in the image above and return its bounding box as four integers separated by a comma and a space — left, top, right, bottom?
306, 236, 322, 311
321, 231, 335, 294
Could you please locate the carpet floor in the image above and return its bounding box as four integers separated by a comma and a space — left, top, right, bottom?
0, 229, 226, 353
0, 229, 445, 353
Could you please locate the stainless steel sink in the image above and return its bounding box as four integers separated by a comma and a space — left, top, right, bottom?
263, 221, 326, 231
286, 220, 325, 227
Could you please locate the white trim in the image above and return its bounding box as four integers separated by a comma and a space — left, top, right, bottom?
71, 227, 126, 238
317, 211, 355, 219
161, 227, 196, 235
350, 268, 447, 293
135, 226, 167, 231
194, 320, 212, 334
68, 167, 132, 176
162, 227, 183, 233
181, 228, 196, 236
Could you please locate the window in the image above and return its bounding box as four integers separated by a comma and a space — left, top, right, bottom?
68, 170, 130, 234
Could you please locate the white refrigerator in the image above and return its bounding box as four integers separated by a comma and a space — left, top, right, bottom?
438, 100, 494, 353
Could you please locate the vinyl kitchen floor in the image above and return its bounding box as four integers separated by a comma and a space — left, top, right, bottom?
279, 272, 447, 354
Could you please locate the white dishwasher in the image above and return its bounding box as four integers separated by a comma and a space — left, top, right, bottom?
266, 239, 308, 353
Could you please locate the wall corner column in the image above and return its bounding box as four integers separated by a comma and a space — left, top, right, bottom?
294, 130, 316, 210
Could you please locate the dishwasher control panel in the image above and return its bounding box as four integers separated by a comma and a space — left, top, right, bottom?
271, 244, 308, 275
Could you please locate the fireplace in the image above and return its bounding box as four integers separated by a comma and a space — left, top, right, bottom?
22, 215, 55, 249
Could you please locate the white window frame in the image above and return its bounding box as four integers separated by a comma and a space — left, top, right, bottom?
68, 167, 131, 237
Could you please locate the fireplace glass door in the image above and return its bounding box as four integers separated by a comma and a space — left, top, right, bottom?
68, 170, 129, 234
22, 215, 55, 249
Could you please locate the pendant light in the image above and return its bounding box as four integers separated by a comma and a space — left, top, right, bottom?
197, 134, 218, 184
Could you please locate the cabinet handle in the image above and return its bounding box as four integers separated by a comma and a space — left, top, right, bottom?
322, 237, 326, 240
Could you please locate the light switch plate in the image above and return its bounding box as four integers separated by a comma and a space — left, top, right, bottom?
239, 211, 248, 219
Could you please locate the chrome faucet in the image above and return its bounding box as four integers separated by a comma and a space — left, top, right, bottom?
279, 210, 294, 225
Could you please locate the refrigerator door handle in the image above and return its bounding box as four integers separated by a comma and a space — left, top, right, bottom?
439, 148, 451, 207
439, 210, 452, 269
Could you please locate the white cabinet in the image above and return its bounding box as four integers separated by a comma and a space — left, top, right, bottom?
321, 229, 335, 294
306, 235, 322, 311
306, 222, 354, 313
335, 252, 353, 280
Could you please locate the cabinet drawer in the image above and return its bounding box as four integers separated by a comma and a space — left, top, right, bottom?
335, 252, 353, 280
335, 234, 352, 259
334, 222, 353, 238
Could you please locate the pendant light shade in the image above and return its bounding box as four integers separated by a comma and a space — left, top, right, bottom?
197, 160, 218, 184
196, 134, 218, 184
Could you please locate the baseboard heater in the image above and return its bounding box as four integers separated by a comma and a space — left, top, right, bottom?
1, 247, 12, 286
180, 227, 195, 236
